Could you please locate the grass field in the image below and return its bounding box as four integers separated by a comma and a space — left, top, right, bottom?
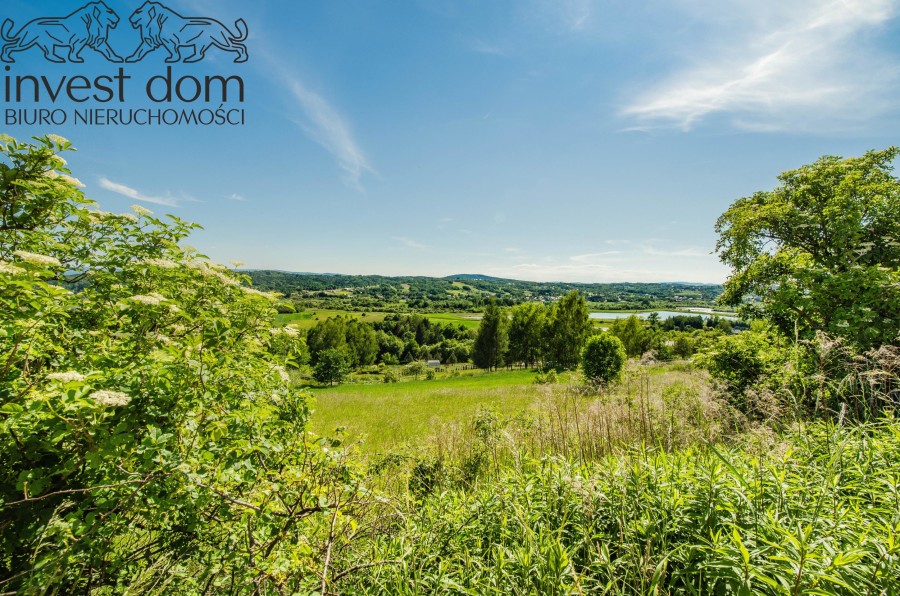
308, 369, 564, 453
275, 309, 481, 330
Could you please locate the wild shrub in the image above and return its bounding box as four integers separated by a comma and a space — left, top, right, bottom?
581, 333, 627, 385
0, 136, 366, 593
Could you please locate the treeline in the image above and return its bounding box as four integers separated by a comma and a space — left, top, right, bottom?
472, 292, 736, 372
248, 270, 724, 313
299, 296, 738, 380
304, 314, 476, 370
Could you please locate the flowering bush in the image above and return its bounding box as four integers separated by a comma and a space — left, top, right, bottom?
0, 136, 365, 593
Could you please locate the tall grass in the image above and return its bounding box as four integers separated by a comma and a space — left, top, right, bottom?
336, 418, 900, 594
369, 365, 732, 494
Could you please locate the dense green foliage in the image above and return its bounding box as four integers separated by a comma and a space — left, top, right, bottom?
581, 333, 627, 383
313, 348, 352, 385
372, 314, 473, 364
344, 420, 900, 594
543, 291, 593, 369
306, 315, 378, 367
609, 315, 653, 358
507, 302, 547, 368
472, 300, 509, 371
694, 323, 796, 415
0, 137, 363, 593
716, 147, 900, 350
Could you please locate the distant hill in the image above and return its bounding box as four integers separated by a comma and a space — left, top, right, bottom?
445, 274, 508, 282
247, 270, 725, 312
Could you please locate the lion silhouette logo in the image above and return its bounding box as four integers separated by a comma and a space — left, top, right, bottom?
1, 2, 124, 63
126, 1, 248, 64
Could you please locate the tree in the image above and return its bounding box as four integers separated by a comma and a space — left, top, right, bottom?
609, 315, 651, 358
507, 302, 547, 368
716, 147, 900, 350
308, 316, 377, 368
345, 319, 378, 367
314, 348, 352, 385
543, 291, 591, 369
307, 316, 348, 363
581, 333, 627, 384
472, 299, 509, 371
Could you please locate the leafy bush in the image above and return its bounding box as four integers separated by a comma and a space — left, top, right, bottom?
581, 333, 627, 384
533, 370, 559, 385
694, 323, 799, 418
0, 136, 365, 593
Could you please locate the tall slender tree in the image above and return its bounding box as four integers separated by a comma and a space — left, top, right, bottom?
473, 299, 509, 371
508, 302, 547, 368
543, 290, 591, 369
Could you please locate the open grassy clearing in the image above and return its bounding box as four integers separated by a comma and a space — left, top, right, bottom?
309, 370, 548, 453
308, 364, 704, 455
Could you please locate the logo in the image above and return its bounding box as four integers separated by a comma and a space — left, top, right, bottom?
1, 2, 124, 64
1, 1, 248, 64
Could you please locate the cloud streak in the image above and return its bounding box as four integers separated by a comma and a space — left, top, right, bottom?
393, 236, 427, 249
283, 77, 375, 190
98, 178, 179, 207
623, 0, 900, 132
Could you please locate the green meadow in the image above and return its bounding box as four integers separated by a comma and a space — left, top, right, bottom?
308, 369, 550, 453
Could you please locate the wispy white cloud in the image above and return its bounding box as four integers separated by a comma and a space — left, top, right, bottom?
570, 251, 623, 262
227, 193, 245, 201
480, 240, 729, 283
530, 0, 594, 32
393, 236, 427, 249
640, 245, 710, 258
250, 39, 374, 191
98, 178, 178, 207
623, 0, 900, 132
283, 77, 375, 190
469, 40, 509, 56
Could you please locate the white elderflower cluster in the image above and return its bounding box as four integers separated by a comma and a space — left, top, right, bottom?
89, 390, 131, 407
87, 210, 113, 224
131, 204, 153, 217
243, 287, 278, 300
47, 134, 69, 146
0, 260, 26, 275
274, 366, 290, 384
119, 213, 138, 222
271, 326, 300, 337
142, 258, 179, 269
128, 293, 166, 306
47, 371, 86, 383
13, 251, 62, 268
43, 169, 84, 187
187, 259, 240, 287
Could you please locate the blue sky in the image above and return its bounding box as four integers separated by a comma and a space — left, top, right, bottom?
4, 0, 899, 283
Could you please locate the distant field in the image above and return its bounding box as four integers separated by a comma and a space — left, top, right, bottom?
275, 310, 481, 330
308, 369, 565, 453
275, 310, 388, 330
